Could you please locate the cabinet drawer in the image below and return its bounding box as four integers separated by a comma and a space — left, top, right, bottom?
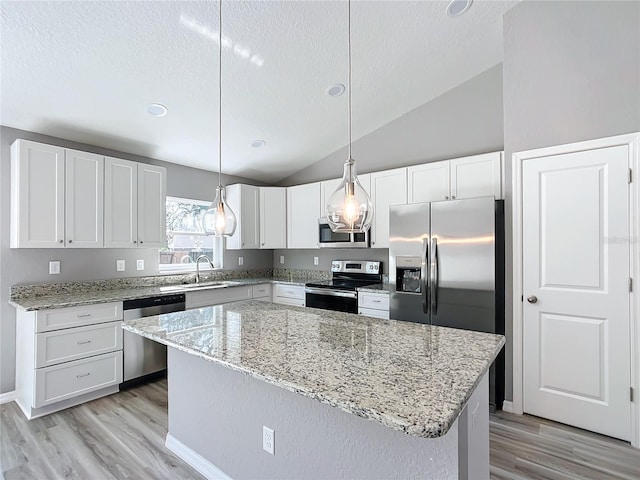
35, 322, 123, 368
186, 285, 252, 309
273, 296, 305, 307
358, 307, 389, 320
36, 302, 123, 332
274, 284, 305, 300
358, 292, 389, 310
252, 284, 272, 300
34, 351, 123, 408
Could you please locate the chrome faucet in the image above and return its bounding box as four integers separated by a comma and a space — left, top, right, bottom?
195, 255, 215, 284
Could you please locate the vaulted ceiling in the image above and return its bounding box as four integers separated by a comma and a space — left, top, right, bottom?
1, 0, 519, 183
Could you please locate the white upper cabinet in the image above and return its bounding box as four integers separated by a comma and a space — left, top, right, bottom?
450, 152, 502, 200
105, 159, 165, 248
226, 184, 260, 250
137, 164, 166, 248
370, 168, 407, 248
104, 158, 138, 248
287, 182, 321, 249
319, 177, 341, 219
11, 140, 66, 248
260, 187, 287, 249
65, 149, 104, 248
408, 162, 450, 203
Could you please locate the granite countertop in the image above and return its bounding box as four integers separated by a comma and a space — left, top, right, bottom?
357, 283, 391, 294
9, 277, 309, 311
123, 300, 505, 439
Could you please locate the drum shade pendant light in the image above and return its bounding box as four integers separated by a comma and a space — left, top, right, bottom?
326, 0, 373, 233
203, 0, 237, 237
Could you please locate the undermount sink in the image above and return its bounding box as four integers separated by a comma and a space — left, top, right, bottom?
159, 282, 227, 292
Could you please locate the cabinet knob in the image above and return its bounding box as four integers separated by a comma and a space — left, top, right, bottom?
140, 240, 144, 244
133, 240, 137, 244
68, 240, 72, 243
451, 195, 456, 199
445, 196, 449, 200
59, 239, 64, 244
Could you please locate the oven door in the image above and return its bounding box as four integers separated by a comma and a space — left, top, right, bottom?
305, 287, 358, 314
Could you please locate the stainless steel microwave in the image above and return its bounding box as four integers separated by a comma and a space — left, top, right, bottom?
318, 218, 370, 248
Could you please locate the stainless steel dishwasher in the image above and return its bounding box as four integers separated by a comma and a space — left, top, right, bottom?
122, 293, 186, 385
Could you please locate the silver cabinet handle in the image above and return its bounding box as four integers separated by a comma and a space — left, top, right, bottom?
527, 296, 538, 304
77, 313, 92, 318
76, 372, 90, 378
372, 299, 381, 303
77, 340, 92, 345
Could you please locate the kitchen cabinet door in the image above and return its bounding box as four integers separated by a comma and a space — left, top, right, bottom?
226, 184, 260, 250
137, 163, 166, 248
260, 187, 286, 249
407, 162, 450, 203
370, 168, 407, 248
65, 149, 104, 248
287, 183, 321, 249
10, 140, 65, 248
320, 178, 341, 219
450, 152, 502, 200
104, 157, 138, 248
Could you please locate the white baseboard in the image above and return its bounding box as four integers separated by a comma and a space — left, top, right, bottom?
165, 433, 232, 480
501, 400, 514, 413
0, 391, 16, 405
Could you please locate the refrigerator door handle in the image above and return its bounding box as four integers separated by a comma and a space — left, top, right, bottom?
421, 237, 429, 314
431, 237, 438, 315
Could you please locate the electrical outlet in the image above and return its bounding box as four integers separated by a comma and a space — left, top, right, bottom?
116, 260, 125, 272
262, 426, 274, 455
136, 259, 144, 271
313, 256, 319, 266
238, 256, 244, 266
49, 261, 61, 275
279, 255, 285, 264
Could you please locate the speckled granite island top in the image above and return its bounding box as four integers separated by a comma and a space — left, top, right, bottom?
122, 300, 505, 439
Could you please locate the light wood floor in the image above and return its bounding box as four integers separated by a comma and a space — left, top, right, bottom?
1, 379, 639, 479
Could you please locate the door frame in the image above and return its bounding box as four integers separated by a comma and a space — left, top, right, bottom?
511, 132, 640, 448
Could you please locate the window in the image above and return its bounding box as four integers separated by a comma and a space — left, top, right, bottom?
159, 197, 222, 272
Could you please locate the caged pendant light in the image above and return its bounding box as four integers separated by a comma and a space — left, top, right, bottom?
326, 0, 373, 233
202, 0, 237, 238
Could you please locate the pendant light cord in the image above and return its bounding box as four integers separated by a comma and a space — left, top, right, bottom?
347, 0, 352, 161
218, 0, 223, 189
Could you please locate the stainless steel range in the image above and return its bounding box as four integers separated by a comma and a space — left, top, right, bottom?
305, 260, 382, 313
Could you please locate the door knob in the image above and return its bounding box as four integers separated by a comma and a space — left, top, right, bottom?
527, 295, 538, 304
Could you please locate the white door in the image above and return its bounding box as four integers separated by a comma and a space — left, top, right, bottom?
370, 168, 407, 248
287, 183, 320, 249
522, 145, 631, 441
11, 140, 65, 248
240, 184, 260, 249
104, 157, 138, 248
407, 161, 450, 203
450, 152, 502, 200
65, 149, 104, 248
137, 164, 166, 248
260, 187, 286, 249
320, 178, 341, 218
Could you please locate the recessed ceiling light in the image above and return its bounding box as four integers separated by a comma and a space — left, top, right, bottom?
326, 84, 346, 97
447, 0, 473, 17
251, 140, 266, 148
147, 103, 168, 117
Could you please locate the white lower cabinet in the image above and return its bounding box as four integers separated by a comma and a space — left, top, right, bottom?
252, 284, 272, 302
185, 285, 253, 309
15, 302, 124, 419
358, 291, 389, 319
272, 284, 305, 307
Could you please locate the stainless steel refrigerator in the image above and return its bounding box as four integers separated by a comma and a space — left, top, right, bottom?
389, 196, 505, 409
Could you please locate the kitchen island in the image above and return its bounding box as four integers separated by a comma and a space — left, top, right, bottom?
123, 300, 504, 480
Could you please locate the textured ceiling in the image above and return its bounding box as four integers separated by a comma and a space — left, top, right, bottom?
0, 0, 519, 183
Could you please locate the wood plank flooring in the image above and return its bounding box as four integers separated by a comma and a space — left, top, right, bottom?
2, 379, 639, 479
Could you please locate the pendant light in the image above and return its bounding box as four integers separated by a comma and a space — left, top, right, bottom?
202, 0, 237, 237
326, 0, 373, 233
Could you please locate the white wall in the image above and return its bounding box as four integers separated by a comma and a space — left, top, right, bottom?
0, 126, 272, 394
502, 0, 640, 400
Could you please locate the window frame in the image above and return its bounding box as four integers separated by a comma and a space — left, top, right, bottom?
158, 196, 223, 273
